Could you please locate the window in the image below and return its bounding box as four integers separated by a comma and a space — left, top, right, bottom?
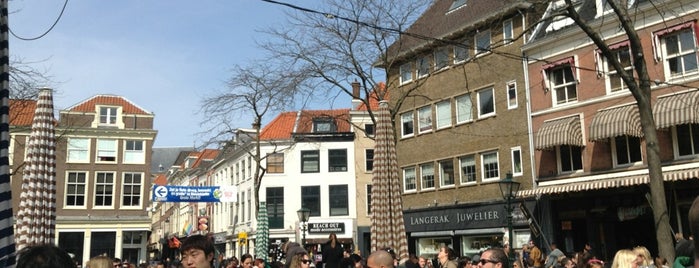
99, 106, 118, 125
455, 94, 473, 124
418, 105, 433, 134
439, 159, 455, 187
420, 163, 435, 190
481, 151, 499, 181
662, 28, 698, 78
507, 81, 518, 109
511, 147, 523, 176
364, 123, 375, 137
558, 145, 583, 173
401, 111, 415, 138
503, 19, 513, 45
400, 62, 412, 84
604, 44, 633, 93
675, 124, 699, 157
544, 58, 578, 105
365, 149, 374, 172
247, 189, 251, 220
301, 150, 320, 173
95, 172, 114, 207
329, 185, 349, 216
477, 87, 495, 118
67, 138, 89, 163
475, 30, 491, 55
96, 139, 117, 162
122, 173, 142, 207
459, 155, 476, 184
366, 184, 373, 214
328, 149, 348, 172
66, 171, 87, 207
436, 100, 452, 129
301, 186, 321, 216
267, 153, 284, 174
613, 136, 642, 166
267, 187, 284, 229
241, 159, 246, 179
435, 48, 449, 70
123, 140, 144, 164
313, 118, 336, 133
403, 167, 416, 192
417, 56, 430, 78
454, 41, 470, 63
240, 191, 245, 222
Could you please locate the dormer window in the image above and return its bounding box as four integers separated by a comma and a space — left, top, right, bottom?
100, 106, 118, 125
313, 117, 336, 133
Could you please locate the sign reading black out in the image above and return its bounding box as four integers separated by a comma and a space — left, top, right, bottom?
308, 222, 345, 234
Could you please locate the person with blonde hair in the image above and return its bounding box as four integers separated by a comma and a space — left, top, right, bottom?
86, 256, 113, 268
632, 246, 655, 268
290, 252, 313, 268
611, 249, 638, 268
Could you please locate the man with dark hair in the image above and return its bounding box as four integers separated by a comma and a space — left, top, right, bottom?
16, 244, 77, 268
180, 234, 215, 268
476, 248, 508, 268
368, 250, 395, 268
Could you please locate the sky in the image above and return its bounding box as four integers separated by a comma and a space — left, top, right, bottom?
9, 0, 323, 148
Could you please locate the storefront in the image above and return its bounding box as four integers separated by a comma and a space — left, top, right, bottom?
403, 200, 535, 259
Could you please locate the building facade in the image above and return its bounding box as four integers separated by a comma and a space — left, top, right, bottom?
10, 93, 157, 265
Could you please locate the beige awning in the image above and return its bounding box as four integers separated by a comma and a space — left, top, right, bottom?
519, 167, 699, 197
653, 90, 699, 129
588, 104, 642, 141
535, 115, 584, 150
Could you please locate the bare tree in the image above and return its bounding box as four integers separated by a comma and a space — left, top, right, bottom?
542, 0, 674, 261
200, 63, 308, 215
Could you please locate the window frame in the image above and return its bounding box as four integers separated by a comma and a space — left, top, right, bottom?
400, 62, 413, 85
454, 40, 470, 64
477, 87, 496, 118
98, 106, 119, 126
434, 47, 450, 71
364, 123, 375, 137
301, 186, 321, 217
123, 140, 145, 164
266, 187, 285, 229
511, 146, 523, 176
503, 19, 513, 45
435, 100, 452, 129
401, 111, 415, 138
96, 139, 117, 163
475, 30, 492, 56
417, 55, 431, 78
459, 155, 476, 184
480, 151, 500, 182
600, 42, 633, 94
121, 172, 143, 208
660, 27, 699, 79
439, 159, 455, 188
507, 81, 518, 109
542, 56, 578, 106
328, 184, 349, 216
365, 149, 374, 172
300, 150, 320, 173
94, 171, 115, 208
328, 149, 348, 172
455, 93, 473, 124
612, 135, 643, 167
673, 124, 699, 159
365, 184, 373, 215
403, 167, 417, 193
266, 152, 285, 174
65, 171, 88, 208
67, 138, 90, 163
418, 105, 433, 134
420, 163, 435, 191
557, 145, 583, 174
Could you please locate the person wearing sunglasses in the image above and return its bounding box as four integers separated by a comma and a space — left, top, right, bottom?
290, 252, 313, 268
477, 248, 508, 268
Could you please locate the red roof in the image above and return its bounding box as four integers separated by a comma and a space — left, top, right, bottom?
10, 99, 37, 126
190, 149, 220, 169
356, 82, 388, 111
260, 109, 351, 140
65, 95, 152, 115
153, 173, 167, 186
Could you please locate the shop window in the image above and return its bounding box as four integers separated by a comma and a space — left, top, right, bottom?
416, 237, 453, 260
613, 136, 642, 167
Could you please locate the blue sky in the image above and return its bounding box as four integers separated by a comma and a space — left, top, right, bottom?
9, 0, 322, 148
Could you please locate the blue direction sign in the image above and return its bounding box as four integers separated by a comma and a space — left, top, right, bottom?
152, 185, 237, 203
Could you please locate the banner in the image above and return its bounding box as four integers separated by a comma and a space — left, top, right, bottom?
152, 185, 237, 202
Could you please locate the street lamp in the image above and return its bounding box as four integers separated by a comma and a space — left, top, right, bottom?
498, 173, 520, 268
297, 207, 311, 247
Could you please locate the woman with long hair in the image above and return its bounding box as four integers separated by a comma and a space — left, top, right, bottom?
289, 252, 312, 268
611, 249, 638, 268
86, 256, 113, 268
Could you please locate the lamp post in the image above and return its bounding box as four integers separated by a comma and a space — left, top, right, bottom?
498, 173, 520, 268
297, 208, 311, 247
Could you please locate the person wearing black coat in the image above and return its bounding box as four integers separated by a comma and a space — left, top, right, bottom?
322, 233, 344, 268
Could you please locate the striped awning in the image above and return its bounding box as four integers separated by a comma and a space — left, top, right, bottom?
535, 115, 584, 150
588, 104, 642, 141
519, 167, 699, 197
653, 90, 699, 129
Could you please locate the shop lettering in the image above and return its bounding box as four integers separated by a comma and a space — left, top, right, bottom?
410, 215, 450, 225
456, 210, 499, 223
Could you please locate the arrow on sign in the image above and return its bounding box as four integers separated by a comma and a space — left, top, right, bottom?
155, 186, 168, 198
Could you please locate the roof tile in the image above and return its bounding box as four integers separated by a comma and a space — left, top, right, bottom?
66, 94, 152, 115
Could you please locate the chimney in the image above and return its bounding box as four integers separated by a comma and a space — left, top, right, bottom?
351, 80, 362, 110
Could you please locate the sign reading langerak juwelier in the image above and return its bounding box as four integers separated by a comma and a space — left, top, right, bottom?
151, 185, 237, 202
402, 200, 536, 233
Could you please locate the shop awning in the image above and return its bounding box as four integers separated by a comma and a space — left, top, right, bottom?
588, 104, 642, 141
653, 90, 699, 129
519, 167, 699, 197
535, 115, 584, 150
